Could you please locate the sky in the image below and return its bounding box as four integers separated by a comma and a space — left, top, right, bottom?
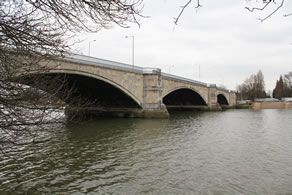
72, 0, 292, 92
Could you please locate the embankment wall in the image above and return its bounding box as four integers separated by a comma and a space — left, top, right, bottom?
252, 102, 292, 109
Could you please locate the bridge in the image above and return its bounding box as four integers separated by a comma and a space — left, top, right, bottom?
31, 53, 236, 118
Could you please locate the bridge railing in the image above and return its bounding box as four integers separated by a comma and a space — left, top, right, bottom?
216, 86, 231, 93
63, 53, 145, 74
162, 73, 232, 92
63, 53, 178, 77
143, 68, 161, 74
63, 53, 233, 93
161, 72, 208, 87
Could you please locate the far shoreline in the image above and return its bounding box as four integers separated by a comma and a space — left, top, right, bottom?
251, 102, 292, 110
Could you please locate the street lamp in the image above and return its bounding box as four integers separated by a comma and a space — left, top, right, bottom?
88, 40, 96, 56
125, 35, 134, 67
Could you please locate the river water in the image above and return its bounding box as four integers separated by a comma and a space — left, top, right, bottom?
1, 109, 292, 194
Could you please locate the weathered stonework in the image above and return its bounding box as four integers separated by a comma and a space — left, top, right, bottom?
36, 55, 237, 118
162, 78, 209, 105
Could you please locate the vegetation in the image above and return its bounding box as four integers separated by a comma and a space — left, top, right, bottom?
273, 72, 292, 99
236, 70, 267, 101
237, 71, 292, 101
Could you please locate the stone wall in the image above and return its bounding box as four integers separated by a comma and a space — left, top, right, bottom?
252, 102, 292, 109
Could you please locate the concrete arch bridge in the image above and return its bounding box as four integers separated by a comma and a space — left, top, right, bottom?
24, 53, 236, 118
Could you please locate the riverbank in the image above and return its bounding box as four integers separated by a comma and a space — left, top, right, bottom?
234, 104, 251, 109
252, 102, 292, 109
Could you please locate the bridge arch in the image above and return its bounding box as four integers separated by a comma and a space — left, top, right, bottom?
217, 94, 229, 106
163, 88, 208, 107
25, 69, 143, 108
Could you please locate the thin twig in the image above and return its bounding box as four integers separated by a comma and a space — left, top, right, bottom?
245, 0, 286, 22
245, 0, 272, 12
174, 0, 202, 25
284, 13, 292, 17
259, 0, 285, 22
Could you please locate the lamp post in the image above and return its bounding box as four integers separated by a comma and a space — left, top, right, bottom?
125, 35, 134, 67
88, 40, 96, 56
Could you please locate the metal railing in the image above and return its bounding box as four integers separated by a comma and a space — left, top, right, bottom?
63, 53, 145, 74
161, 72, 208, 87
62, 53, 232, 92
63, 53, 164, 75
216, 86, 230, 93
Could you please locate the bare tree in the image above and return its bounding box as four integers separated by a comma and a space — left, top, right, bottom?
236, 70, 267, 100
284, 72, 292, 97
0, 0, 143, 150
283, 72, 292, 90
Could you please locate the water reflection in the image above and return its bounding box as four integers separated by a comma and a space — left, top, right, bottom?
1, 110, 292, 194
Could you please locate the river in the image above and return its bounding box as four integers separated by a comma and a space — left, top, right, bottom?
1, 109, 292, 194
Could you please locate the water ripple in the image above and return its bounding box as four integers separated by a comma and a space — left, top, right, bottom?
1, 110, 292, 194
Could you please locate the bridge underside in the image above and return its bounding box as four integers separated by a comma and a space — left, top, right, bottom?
64, 74, 140, 107
163, 88, 208, 111
217, 94, 229, 106
20, 73, 145, 119
17, 72, 234, 119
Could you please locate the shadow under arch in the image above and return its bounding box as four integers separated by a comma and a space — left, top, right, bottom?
163, 88, 208, 110
217, 94, 229, 106
20, 72, 142, 109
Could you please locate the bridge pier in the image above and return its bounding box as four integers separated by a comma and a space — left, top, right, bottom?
141, 69, 169, 118
64, 69, 170, 120
208, 84, 223, 111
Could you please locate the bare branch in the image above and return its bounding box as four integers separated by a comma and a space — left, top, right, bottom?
259, 0, 285, 22
245, 0, 273, 12
245, 0, 286, 22
284, 13, 292, 17
174, 0, 202, 25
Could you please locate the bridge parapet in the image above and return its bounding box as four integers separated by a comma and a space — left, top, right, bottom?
64, 53, 163, 76
64, 53, 144, 74
143, 68, 161, 74
162, 72, 208, 87
216, 86, 230, 93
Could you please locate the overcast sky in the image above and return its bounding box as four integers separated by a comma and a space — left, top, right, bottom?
72, 0, 292, 91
